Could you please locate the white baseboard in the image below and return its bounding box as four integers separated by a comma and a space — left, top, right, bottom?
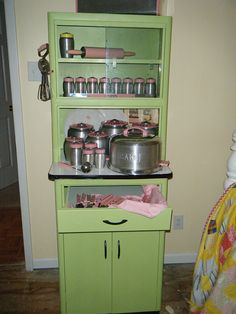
33, 253, 197, 269
33, 258, 58, 269
164, 253, 197, 264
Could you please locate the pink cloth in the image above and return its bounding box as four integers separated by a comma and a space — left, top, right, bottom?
109, 185, 168, 218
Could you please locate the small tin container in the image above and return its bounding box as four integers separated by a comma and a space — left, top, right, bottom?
63, 77, 74, 96
95, 148, 106, 169
99, 77, 110, 94
122, 77, 133, 94
145, 78, 156, 97
87, 77, 98, 94
111, 77, 122, 94
134, 77, 145, 96
82, 148, 94, 165
75, 77, 86, 94
69, 142, 83, 169
59, 32, 74, 58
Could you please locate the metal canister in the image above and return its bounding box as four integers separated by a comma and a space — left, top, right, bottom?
75, 77, 86, 94
99, 77, 110, 94
59, 32, 74, 58
63, 77, 74, 96
145, 78, 156, 97
95, 148, 106, 169
82, 149, 94, 165
111, 77, 122, 94
122, 77, 133, 94
64, 136, 83, 161
69, 142, 83, 169
87, 77, 98, 94
134, 77, 145, 96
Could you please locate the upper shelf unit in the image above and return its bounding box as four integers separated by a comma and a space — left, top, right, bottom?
48, 13, 172, 101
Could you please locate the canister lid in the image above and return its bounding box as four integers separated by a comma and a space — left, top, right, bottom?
60, 32, 74, 38
134, 77, 145, 83
84, 143, 97, 149
82, 149, 94, 155
146, 78, 156, 83
87, 77, 98, 83
99, 77, 110, 83
69, 143, 83, 149
75, 77, 86, 82
123, 77, 133, 83
95, 148, 105, 154
111, 77, 121, 83
64, 77, 74, 82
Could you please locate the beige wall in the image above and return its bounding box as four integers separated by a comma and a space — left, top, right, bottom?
13, 0, 236, 263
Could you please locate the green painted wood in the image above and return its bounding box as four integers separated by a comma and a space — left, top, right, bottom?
48, 12, 172, 162
58, 234, 66, 314
112, 231, 160, 312
63, 233, 112, 314
57, 208, 172, 233
49, 12, 172, 313
156, 231, 165, 310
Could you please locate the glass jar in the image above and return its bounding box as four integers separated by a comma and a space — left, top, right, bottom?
75, 77, 86, 95
63, 77, 74, 96
87, 77, 98, 94
99, 77, 110, 94
134, 77, 145, 96
122, 77, 133, 94
111, 77, 122, 94
145, 78, 156, 97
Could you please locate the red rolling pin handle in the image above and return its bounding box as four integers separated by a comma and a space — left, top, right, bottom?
67, 47, 135, 59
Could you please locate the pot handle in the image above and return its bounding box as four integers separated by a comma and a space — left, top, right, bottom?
123, 127, 148, 137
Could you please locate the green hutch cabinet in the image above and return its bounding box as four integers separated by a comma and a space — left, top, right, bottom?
48, 12, 172, 314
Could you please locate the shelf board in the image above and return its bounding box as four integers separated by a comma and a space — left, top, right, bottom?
54, 96, 164, 109
58, 58, 162, 65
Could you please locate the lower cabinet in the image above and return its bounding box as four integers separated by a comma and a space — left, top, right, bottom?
61, 231, 163, 314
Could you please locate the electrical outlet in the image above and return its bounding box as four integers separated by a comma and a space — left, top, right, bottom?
173, 215, 184, 230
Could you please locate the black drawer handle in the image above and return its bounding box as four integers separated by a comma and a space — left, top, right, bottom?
103, 219, 128, 225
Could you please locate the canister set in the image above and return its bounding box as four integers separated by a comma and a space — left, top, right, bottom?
63, 76, 157, 97
64, 119, 159, 174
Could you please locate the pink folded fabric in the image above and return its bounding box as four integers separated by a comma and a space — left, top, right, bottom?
112, 199, 167, 218
109, 185, 168, 218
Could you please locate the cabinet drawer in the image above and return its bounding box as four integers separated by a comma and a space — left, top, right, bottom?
57, 207, 172, 232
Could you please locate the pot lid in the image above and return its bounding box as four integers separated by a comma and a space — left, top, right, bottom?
70, 122, 94, 131
133, 121, 158, 129
88, 131, 108, 138
101, 119, 128, 128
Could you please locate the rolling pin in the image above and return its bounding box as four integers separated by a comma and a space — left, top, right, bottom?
67, 46, 135, 59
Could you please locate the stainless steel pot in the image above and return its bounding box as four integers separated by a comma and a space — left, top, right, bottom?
109, 127, 161, 175
67, 122, 94, 140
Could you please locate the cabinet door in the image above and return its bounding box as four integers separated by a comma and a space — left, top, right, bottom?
112, 231, 160, 313
64, 233, 112, 314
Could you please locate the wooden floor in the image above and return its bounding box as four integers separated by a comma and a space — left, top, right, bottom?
0, 263, 194, 314
0, 183, 194, 313
0, 183, 24, 264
